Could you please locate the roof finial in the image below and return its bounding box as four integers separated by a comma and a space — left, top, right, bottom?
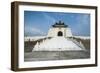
59, 20, 61, 24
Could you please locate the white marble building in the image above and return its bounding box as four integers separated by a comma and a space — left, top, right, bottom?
47, 21, 72, 37
32, 21, 85, 51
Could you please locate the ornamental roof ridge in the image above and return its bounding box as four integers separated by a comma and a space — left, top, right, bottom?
52, 21, 68, 28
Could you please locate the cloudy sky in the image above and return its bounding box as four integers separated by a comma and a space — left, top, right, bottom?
24, 11, 90, 36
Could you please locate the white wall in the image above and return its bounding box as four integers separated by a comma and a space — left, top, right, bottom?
0, 0, 99, 73
47, 27, 72, 37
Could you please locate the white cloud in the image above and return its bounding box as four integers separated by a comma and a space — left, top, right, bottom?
43, 13, 56, 23
25, 26, 46, 36
72, 14, 90, 36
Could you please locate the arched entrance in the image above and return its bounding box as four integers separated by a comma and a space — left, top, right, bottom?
58, 31, 63, 36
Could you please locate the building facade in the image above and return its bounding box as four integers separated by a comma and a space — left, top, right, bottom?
47, 21, 72, 37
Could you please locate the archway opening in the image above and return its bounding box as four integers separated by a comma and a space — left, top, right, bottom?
58, 31, 63, 36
